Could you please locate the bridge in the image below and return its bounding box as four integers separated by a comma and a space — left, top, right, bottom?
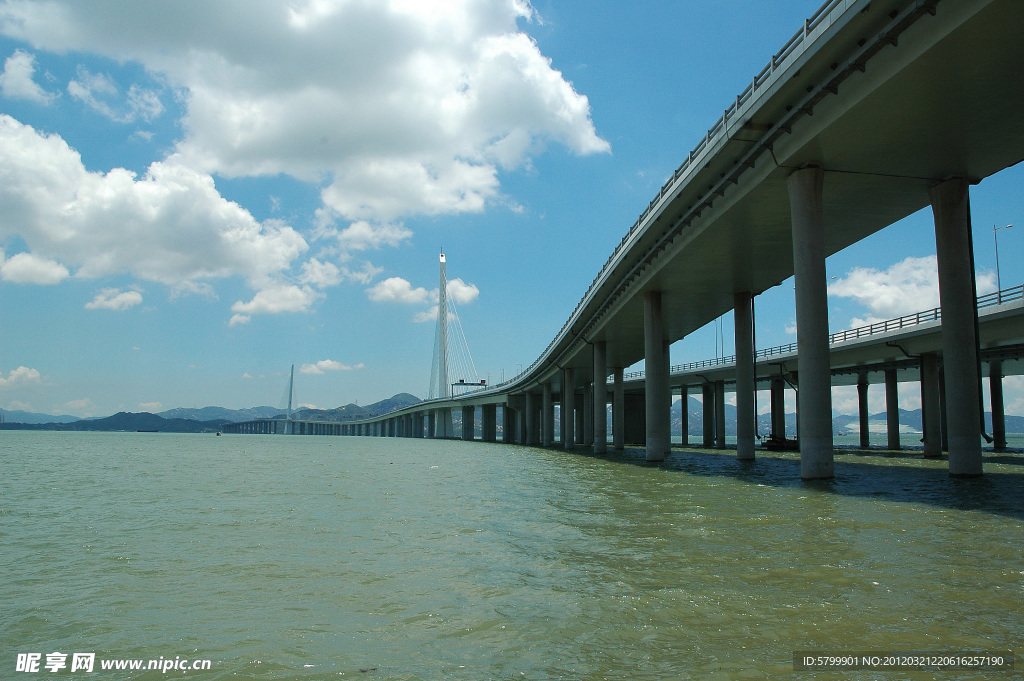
226, 0, 1024, 479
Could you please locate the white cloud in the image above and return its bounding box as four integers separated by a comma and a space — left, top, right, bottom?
126, 83, 163, 122
829, 255, 997, 328
0, 365, 42, 387
0, 115, 310, 319
228, 314, 251, 327
366, 276, 429, 303
231, 284, 320, 317
67, 66, 120, 119
414, 304, 441, 323
0, 0, 609, 225
447, 277, 479, 304
0, 49, 56, 104
299, 359, 365, 375
298, 258, 342, 288
0, 251, 69, 284
61, 397, 96, 417
84, 287, 142, 310
138, 401, 162, 411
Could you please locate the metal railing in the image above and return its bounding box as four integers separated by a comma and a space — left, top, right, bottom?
617, 284, 1024, 382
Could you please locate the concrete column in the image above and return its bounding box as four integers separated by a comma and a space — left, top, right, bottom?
575, 404, 584, 445
542, 382, 554, 447
483, 404, 497, 442
921, 353, 942, 458
593, 341, 608, 453
644, 290, 670, 461
428, 411, 436, 438
525, 392, 537, 445
990, 360, 1006, 450
680, 386, 689, 446
702, 382, 715, 447
462, 406, 475, 440
930, 178, 982, 476
787, 165, 834, 479
734, 291, 756, 460
612, 367, 625, 450
562, 368, 575, 449
583, 382, 594, 446
885, 368, 900, 451
939, 365, 949, 451
502, 405, 515, 444
770, 377, 786, 440
714, 380, 726, 450
857, 374, 870, 448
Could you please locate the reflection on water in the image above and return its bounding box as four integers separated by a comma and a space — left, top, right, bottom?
1, 431, 1021, 680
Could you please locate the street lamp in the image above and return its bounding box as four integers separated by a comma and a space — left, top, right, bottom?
994, 223, 1012, 302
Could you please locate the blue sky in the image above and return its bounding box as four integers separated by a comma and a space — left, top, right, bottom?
0, 0, 1021, 418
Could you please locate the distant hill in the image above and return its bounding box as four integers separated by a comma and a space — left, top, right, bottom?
0, 408, 79, 424
0, 412, 228, 433
289, 393, 423, 422
159, 406, 281, 422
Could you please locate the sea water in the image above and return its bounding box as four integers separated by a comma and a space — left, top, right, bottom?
1, 431, 1022, 680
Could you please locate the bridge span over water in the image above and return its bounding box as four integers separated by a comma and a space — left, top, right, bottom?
228, 0, 1024, 478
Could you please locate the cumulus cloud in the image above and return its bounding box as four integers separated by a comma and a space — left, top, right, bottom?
0, 365, 42, 387
0, 115, 311, 319
0, 0, 609, 225
299, 359, 365, 375
67, 66, 163, 123
366, 276, 430, 303
447, 277, 479, 304
85, 288, 143, 310
0, 49, 56, 104
231, 284, 320, 316
828, 255, 996, 328
0, 251, 69, 284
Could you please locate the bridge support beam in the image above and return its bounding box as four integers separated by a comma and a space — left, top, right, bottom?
502, 405, 515, 444
931, 178, 983, 476
857, 374, 870, 448
428, 411, 436, 438
990, 360, 1006, 451
482, 404, 497, 442
735, 292, 755, 460
680, 386, 689, 447
702, 382, 715, 447
612, 367, 624, 450
644, 290, 671, 461
770, 377, 786, 440
593, 341, 607, 453
583, 382, 593, 446
714, 380, 726, 450
462, 406, 475, 440
525, 392, 538, 445
542, 383, 553, 447
922, 353, 942, 458
562, 369, 575, 449
787, 165, 834, 479
885, 368, 900, 450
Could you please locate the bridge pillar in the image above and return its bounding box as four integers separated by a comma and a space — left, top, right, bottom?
787, 165, 834, 479
427, 411, 436, 438
770, 377, 786, 440
857, 374, 870, 448
644, 290, 671, 461
482, 404, 497, 442
714, 380, 726, 450
680, 386, 689, 446
593, 341, 608, 453
990, 360, 1006, 450
525, 392, 538, 445
930, 178, 982, 476
542, 382, 553, 447
885, 368, 900, 450
562, 368, 575, 449
583, 382, 593, 446
734, 291, 756, 460
612, 367, 624, 450
501, 405, 514, 443
462, 406, 475, 440
939, 365, 949, 451
702, 382, 715, 447
921, 353, 942, 458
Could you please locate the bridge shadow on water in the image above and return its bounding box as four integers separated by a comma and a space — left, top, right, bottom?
560, 444, 1024, 521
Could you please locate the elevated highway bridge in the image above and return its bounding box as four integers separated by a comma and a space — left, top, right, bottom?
228, 0, 1024, 479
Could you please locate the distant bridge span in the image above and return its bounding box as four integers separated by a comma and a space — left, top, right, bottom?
230, 0, 1024, 478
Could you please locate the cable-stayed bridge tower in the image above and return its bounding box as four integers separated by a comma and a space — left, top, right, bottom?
428, 251, 481, 437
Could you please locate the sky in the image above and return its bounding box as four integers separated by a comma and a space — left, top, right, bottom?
0, 0, 1022, 419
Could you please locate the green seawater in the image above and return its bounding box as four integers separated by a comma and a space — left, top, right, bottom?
1, 431, 1022, 680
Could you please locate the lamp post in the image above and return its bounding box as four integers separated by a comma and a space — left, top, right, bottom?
994, 224, 1012, 302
